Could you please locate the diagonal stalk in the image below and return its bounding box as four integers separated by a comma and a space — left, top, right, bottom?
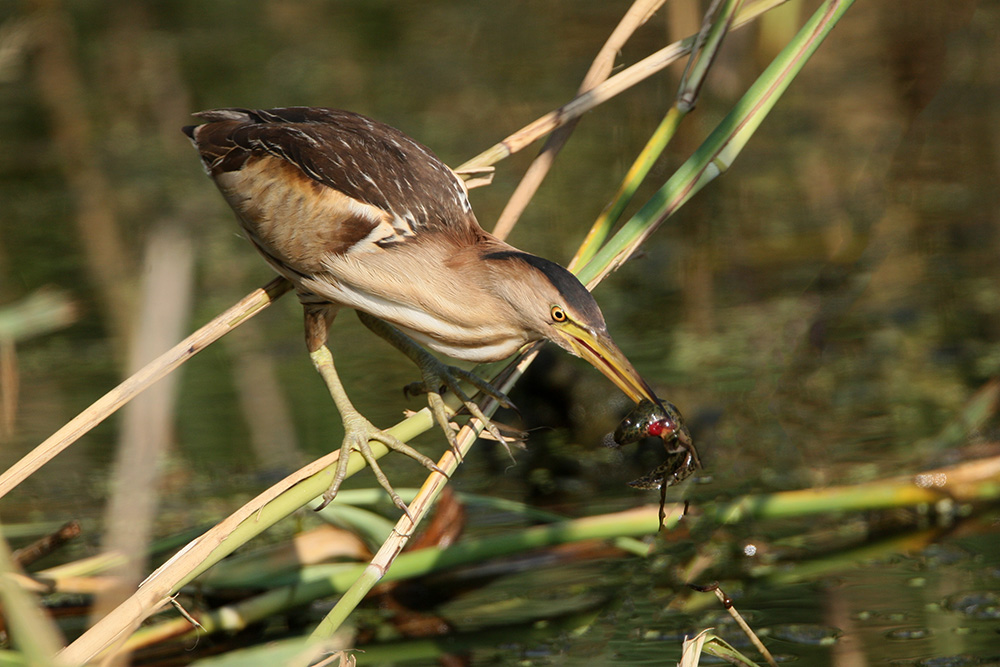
458, 0, 789, 173
308, 350, 537, 641
0, 277, 292, 500
569, 107, 685, 271
577, 0, 856, 289
491, 0, 668, 241
570, 0, 744, 270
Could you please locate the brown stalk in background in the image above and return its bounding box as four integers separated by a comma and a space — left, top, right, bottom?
29, 0, 134, 348
490, 0, 668, 241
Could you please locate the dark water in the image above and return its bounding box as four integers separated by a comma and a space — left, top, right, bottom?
2, 0, 1000, 664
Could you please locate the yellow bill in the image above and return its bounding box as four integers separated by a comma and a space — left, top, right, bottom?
552, 321, 659, 405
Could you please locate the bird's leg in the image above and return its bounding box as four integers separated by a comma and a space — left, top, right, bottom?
356, 311, 516, 456
304, 305, 445, 515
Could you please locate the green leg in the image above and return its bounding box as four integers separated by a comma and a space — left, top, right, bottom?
305, 306, 445, 515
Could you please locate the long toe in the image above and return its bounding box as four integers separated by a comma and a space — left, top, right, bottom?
319, 413, 446, 513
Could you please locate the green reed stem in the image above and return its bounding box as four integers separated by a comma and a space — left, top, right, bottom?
577, 0, 855, 289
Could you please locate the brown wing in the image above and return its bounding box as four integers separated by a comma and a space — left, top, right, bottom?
183, 107, 479, 259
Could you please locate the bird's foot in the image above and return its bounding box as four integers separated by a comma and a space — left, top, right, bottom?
316, 410, 447, 518
402, 358, 520, 459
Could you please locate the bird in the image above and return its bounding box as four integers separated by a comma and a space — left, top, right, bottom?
183, 106, 667, 514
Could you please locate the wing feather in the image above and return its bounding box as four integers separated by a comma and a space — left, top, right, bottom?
184, 107, 477, 254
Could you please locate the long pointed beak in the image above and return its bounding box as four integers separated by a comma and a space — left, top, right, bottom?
553, 322, 658, 405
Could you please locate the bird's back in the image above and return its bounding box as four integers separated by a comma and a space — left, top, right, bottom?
183, 107, 481, 278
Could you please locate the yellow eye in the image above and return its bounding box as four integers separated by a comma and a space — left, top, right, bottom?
551, 306, 567, 322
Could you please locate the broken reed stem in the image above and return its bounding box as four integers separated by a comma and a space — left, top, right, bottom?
11, 520, 81, 569
713, 587, 778, 667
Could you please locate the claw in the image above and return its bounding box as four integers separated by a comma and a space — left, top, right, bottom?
314, 420, 448, 515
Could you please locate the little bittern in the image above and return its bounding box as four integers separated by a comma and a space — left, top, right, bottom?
184, 107, 664, 512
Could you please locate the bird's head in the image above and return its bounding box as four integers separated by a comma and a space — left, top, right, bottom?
482, 250, 659, 405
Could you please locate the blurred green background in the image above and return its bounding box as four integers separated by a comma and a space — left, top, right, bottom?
2, 0, 1000, 663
